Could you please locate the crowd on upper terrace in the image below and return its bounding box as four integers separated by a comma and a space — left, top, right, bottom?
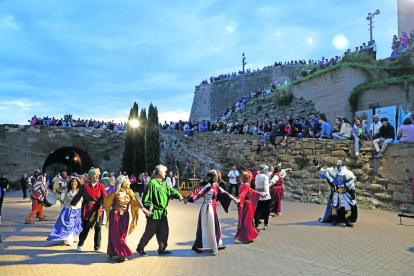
28, 115, 127, 131
162, 112, 414, 158
390, 29, 414, 59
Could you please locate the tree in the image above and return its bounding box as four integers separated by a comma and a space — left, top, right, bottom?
133, 108, 147, 175
122, 102, 138, 175
145, 103, 160, 173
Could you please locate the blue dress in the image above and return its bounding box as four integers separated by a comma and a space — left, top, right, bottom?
47, 191, 82, 241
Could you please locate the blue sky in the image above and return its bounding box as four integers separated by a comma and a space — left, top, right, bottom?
0, 0, 398, 124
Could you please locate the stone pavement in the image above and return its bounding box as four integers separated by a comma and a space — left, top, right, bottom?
0, 190, 413, 276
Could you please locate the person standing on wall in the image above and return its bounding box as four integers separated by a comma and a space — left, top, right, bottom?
228, 166, 240, 197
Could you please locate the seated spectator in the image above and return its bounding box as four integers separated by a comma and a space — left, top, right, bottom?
391, 35, 400, 59
280, 119, 294, 146
373, 117, 395, 158
332, 118, 342, 134
351, 117, 369, 156
398, 118, 414, 143
291, 119, 304, 138
400, 31, 409, 52
302, 120, 311, 137
332, 118, 352, 140
309, 114, 319, 137
316, 117, 332, 139
270, 120, 286, 145
369, 115, 382, 141
263, 120, 272, 146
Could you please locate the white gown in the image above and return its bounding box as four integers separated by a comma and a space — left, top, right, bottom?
200, 189, 223, 254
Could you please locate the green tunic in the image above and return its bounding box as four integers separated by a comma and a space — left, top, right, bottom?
143, 178, 181, 219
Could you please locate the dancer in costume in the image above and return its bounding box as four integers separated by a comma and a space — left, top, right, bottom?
269, 163, 292, 217
235, 171, 265, 243
313, 159, 357, 227
25, 174, 48, 224
186, 170, 239, 255
47, 177, 82, 245
104, 176, 151, 262
136, 165, 185, 256
71, 167, 107, 252
254, 165, 271, 231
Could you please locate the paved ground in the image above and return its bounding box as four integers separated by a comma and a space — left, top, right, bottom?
0, 190, 413, 276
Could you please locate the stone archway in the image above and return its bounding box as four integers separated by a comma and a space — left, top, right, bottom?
42, 147, 93, 176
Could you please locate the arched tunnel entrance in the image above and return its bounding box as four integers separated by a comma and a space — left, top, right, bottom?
43, 147, 93, 177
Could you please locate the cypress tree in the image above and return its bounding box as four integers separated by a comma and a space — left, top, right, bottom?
133, 108, 147, 175
145, 103, 160, 173
122, 102, 138, 175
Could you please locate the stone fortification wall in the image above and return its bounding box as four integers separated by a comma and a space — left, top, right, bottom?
357, 84, 414, 114
0, 125, 125, 183
398, 0, 414, 36
225, 65, 414, 124
160, 130, 414, 212
190, 65, 306, 121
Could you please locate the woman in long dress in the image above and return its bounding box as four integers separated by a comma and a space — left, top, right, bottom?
269, 164, 292, 217
103, 176, 150, 262
47, 178, 82, 245
186, 170, 239, 255
235, 171, 265, 243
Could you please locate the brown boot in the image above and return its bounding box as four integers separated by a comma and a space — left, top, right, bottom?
25, 219, 34, 224
38, 217, 48, 221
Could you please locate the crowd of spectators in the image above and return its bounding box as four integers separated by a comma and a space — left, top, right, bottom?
199, 55, 345, 86
161, 112, 414, 158
390, 29, 414, 60
28, 115, 127, 131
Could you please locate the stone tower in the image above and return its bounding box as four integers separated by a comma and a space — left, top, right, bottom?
398, 0, 414, 35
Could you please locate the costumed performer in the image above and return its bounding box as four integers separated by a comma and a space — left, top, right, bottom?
104, 176, 151, 262
313, 158, 357, 227
71, 167, 107, 252
136, 165, 185, 256
254, 165, 271, 231
47, 177, 82, 245
25, 174, 48, 224
269, 163, 292, 217
235, 171, 266, 243
186, 169, 239, 255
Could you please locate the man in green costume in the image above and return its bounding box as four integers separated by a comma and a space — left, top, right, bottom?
136, 164, 184, 256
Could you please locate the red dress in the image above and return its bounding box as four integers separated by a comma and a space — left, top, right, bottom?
269, 173, 284, 214
234, 183, 261, 242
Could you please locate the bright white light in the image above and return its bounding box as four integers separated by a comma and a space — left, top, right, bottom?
130, 119, 139, 128
332, 34, 350, 50
307, 37, 313, 44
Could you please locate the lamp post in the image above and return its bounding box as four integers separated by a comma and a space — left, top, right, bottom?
366, 9, 380, 42
242, 53, 247, 97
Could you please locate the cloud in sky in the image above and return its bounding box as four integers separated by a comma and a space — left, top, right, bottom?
226, 26, 235, 33
0, 0, 398, 125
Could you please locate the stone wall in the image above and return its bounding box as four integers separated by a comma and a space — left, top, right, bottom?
0, 125, 125, 184
191, 63, 414, 125
357, 83, 414, 114
160, 130, 414, 212
398, 0, 414, 36
190, 65, 306, 121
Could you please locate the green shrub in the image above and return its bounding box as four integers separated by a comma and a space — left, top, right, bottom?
276, 92, 294, 106
295, 156, 310, 170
